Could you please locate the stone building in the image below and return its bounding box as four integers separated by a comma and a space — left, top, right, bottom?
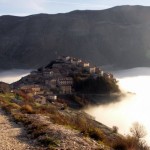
57, 77, 73, 94
34, 95, 47, 105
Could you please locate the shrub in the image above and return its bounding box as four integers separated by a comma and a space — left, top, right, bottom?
112, 123, 150, 150
21, 104, 34, 114
13, 113, 26, 123
112, 139, 127, 150
112, 126, 119, 134
8, 102, 21, 109
87, 127, 104, 141
27, 121, 48, 138
1, 104, 12, 113
39, 136, 59, 147
130, 122, 147, 140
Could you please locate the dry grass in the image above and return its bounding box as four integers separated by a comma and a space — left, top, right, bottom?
21, 104, 34, 114
39, 136, 59, 149
12, 112, 59, 148
112, 135, 150, 150
50, 112, 104, 141
2, 93, 149, 149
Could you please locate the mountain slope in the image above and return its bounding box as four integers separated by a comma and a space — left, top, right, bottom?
1, 5, 150, 70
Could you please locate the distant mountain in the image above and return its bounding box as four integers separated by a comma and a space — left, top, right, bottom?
1, 5, 150, 70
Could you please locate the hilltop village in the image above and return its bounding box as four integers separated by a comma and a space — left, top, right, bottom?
0, 57, 137, 150
12, 56, 119, 106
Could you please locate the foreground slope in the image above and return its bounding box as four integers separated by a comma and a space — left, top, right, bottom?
0, 108, 43, 150
1, 5, 150, 69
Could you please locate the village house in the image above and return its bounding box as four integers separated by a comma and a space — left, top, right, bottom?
65, 56, 71, 61
34, 95, 47, 105
70, 57, 82, 65
79, 62, 90, 67
95, 67, 100, 74
32, 86, 41, 92
35, 90, 45, 95
47, 95, 57, 101
59, 69, 69, 76
45, 91, 54, 95
103, 73, 113, 79
84, 66, 96, 74
95, 68, 104, 76
57, 77, 73, 86
99, 70, 104, 76
45, 78, 57, 89
58, 56, 71, 62
60, 86, 72, 94
51, 69, 62, 77
43, 68, 62, 78
58, 56, 81, 65
57, 77, 73, 94
20, 84, 42, 95
20, 85, 31, 91
43, 69, 54, 78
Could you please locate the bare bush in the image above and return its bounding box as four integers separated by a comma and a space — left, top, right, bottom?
130, 122, 147, 140
112, 126, 119, 133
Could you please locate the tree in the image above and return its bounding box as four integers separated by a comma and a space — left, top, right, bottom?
113, 123, 149, 150
129, 122, 149, 150
112, 126, 119, 133
130, 122, 147, 140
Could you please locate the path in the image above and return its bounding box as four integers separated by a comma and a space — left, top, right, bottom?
0, 109, 42, 150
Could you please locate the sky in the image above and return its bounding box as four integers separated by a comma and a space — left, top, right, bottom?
1, 0, 150, 16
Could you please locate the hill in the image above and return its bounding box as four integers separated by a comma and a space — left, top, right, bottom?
1, 5, 150, 69
12, 56, 120, 108
0, 87, 149, 149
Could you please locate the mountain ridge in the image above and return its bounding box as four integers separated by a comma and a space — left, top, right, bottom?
1, 5, 150, 70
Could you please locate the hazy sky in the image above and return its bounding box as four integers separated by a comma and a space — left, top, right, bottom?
1, 0, 150, 16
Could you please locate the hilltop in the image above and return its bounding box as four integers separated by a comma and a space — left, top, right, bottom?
1, 5, 150, 70
12, 56, 120, 108
0, 56, 122, 149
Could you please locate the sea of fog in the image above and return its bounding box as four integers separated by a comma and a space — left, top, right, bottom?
85, 67, 150, 144
0, 69, 31, 84
1, 68, 150, 144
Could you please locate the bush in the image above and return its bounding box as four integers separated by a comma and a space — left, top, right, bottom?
27, 121, 48, 138
13, 113, 27, 123
39, 136, 59, 147
112, 123, 150, 150
112, 139, 127, 150
112, 126, 119, 134
8, 103, 21, 109
130, 122, 147, 140
21, 104, 34, 114
87, 127, 104, 141
1, 104, 12, 113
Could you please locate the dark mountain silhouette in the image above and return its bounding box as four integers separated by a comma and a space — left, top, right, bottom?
1, 5, 150, 70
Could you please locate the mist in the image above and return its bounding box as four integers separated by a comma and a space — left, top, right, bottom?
1, 68, 150, 144
0, 69, 31, 84
85, 67, 150, 144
